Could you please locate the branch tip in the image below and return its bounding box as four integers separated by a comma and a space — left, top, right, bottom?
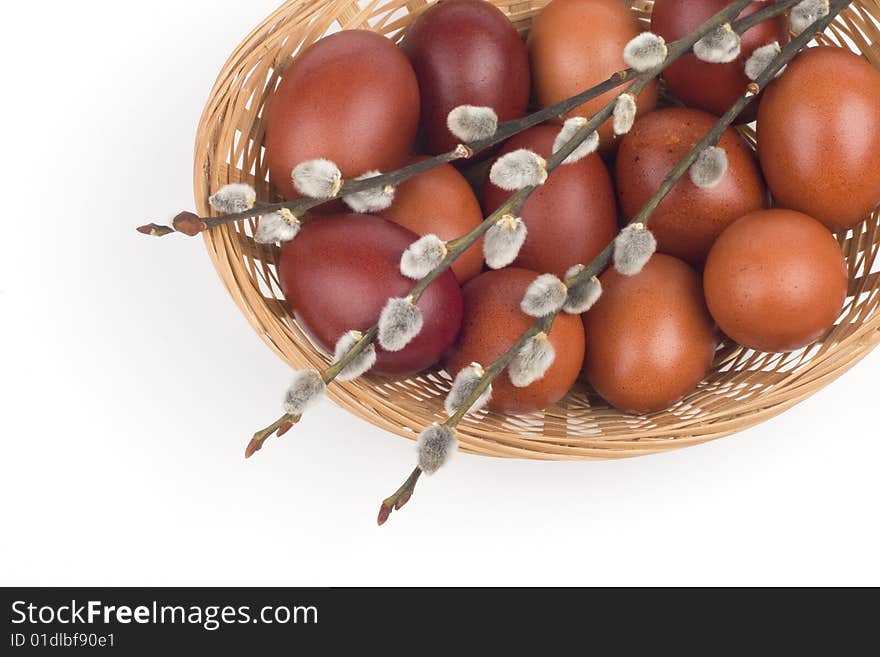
136, 223, 174, 237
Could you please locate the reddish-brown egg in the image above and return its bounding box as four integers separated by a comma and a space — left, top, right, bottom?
266, 30, 420, 201
582, 254, 717, 414
652, 0, 789, 122
444, 268, 585, 415
401, 0, 530, 155
379, 157, 484, 282
757, 47, 880, 232
278, 214, 462, 375
616, 108, 767, 267
528, 0, 658, 150
704, 209, 847, 353
482, 125, 618, 278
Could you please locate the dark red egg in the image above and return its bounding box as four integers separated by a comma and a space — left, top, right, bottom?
757, 47, 880, 232
652, 0, 790, 122
704, 209, 847, 353
482, 125, 618, 278
616, 108, 767, 267
401, 0, 530, 155
379, 157, 484, 282
528, 0, 658, 151
266, 30, 420, 202
444, 268, 585, 415
582, 254, 718, 414
278, 214, 462, 375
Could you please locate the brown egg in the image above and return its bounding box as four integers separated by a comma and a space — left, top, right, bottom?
278, 214, 462, 375
616, 108, 767, 267
379, 157, 484, 282
445, 268, 585, 415
528, 0, 658, 151
482, 125, 618, 278
652, 0, 789, 122
266, 30, 420, 201
582, 254, 717, 414
401, 0, 530, 155
704, 209, 847, 353
757, 47, 880, 232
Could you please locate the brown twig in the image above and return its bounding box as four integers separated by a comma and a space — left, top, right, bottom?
136, 0, 790, 238
378, 0, 852, 524
377, 467, 422, 526
251, 0, 760, 460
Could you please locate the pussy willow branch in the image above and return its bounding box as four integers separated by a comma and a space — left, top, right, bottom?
380, 0, 852, 514
247, 0, 757, 454
446, 0, 852, 449
138, 0, 792, 237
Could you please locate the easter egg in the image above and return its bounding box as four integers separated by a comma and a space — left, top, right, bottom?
278, 214, 462, 375
703, 209, 847, 353
444, 268, 585, 415
651, 0, 789, 122
266, 30, 420, 201
482, 125, 618, 278
582, 254, 718, 414
616, 107, 767, 267
379, 157, 484, 282
401, 0, 530, 155
528, 0, 658, 150
757, 46, 880, 232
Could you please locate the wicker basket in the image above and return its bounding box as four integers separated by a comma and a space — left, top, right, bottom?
194, 0, 880, 460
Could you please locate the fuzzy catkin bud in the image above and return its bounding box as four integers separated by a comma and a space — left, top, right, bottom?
447, 105, 498, 143
613, 223, 657, 276
343, 171, 396, 213
745, 41, 783, 81
283, 370, 326, 415
484, 214, 527, 269
613, 93, 637, 136
417, 424, 458, 475
400, 234, 448, 280
292, 159, 343, 199
209, 183, 256, 214
623, 32, 667, 72
563, 264, 603, 315
378, 297, 423, 352
521, 274, 568, 318
693, 24, 741, 64
689, 146, 728, 189
445, 363, 492, 417
489, 149, 548, 191
332, 330, 377, 381
508, 332, 556, 388
255, 208, 300, 244
791, 0, 830, 34
552, 117, 600, 165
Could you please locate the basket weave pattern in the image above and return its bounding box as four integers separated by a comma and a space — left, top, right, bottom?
194, 0, 880, 460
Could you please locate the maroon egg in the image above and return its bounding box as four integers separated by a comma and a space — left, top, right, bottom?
582, 254, 718, 414
278, 214, 463, 375
444, 268, 585, 415
651, 0, 789, 122
266, 31, 420, 202
528, 0, 658, 152
401, 0, 530, 155
616, 108, 767, 267
757, 47, 880, 232
482, 125, 618, 278
704, 209, 848, 353
379, 156, 485, 282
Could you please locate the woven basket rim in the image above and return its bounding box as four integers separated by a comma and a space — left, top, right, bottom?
193, 0, 880, 461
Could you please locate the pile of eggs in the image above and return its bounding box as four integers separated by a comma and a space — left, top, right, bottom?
267, 0, 880, 416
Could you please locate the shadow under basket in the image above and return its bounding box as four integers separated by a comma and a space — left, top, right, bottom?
194, 0, 880, 460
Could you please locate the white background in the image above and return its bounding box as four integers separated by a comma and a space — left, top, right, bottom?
1, 0, 878, 586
